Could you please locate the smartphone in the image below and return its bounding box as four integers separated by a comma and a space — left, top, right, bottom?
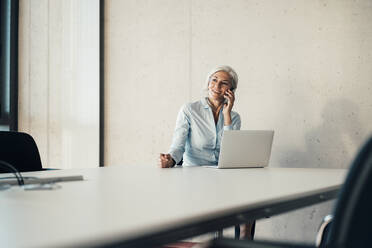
224, 88, 235, 104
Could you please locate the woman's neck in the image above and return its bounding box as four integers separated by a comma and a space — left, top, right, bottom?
207, 97, 224, 112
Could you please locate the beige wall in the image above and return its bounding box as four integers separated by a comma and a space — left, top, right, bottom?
18, 0, 100, 169
105, 0, 191, 165
105, 0, 372, 242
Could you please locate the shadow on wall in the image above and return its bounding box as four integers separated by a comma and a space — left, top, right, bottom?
257, 99, 368, 243
279, 98, 367, 169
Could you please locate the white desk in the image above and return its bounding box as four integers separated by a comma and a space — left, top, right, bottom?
0, 165, 347, 248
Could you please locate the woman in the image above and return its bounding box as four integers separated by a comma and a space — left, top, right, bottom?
159, 65, 239, 167
159, 65, 255, 239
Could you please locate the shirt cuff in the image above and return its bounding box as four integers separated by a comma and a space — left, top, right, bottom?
168, 150, 182, 165
224, 125, 233, 130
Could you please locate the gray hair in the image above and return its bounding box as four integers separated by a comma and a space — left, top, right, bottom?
206, 65, 238, 91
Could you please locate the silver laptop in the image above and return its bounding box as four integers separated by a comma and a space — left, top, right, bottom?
209, 130, 274, 169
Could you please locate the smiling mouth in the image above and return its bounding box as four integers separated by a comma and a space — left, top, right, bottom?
211, 90, 221, 94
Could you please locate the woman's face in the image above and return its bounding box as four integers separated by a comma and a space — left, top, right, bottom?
208, 71, 233, 101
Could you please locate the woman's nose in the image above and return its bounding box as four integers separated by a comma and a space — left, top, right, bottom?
214, 83, 221, 89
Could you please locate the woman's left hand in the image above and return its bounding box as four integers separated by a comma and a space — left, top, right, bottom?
222, 89, 235, 115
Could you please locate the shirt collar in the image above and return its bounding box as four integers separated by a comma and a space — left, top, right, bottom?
201, 97, 226, 113
201, 97, 210, 109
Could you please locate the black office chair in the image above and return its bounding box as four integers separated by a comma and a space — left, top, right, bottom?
0, 131, 43, 173
210, 135, 372, 248
323, 135, 372, 247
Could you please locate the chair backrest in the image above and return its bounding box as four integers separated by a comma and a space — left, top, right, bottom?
326, 136, 372, 248
0, 131, 43, 173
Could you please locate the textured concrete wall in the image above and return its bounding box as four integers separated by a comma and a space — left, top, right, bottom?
105, 0, 372, 242
105, 0, 191, 165
18, 0, 100, 169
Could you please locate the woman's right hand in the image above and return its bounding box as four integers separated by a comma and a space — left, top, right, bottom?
159, 153, 175, 168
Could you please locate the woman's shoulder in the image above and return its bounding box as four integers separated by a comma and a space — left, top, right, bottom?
230, 110, 241, 119
180, 99, 205, 111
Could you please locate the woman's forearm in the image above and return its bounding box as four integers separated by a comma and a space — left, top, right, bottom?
224, 112, 232, 126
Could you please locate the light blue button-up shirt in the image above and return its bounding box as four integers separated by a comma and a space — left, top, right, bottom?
168, 97, 241, 166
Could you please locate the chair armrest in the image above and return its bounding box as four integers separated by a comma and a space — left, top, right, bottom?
315, 215, 333, 247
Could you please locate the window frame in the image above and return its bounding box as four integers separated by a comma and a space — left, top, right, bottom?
0, 0, 18, 131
